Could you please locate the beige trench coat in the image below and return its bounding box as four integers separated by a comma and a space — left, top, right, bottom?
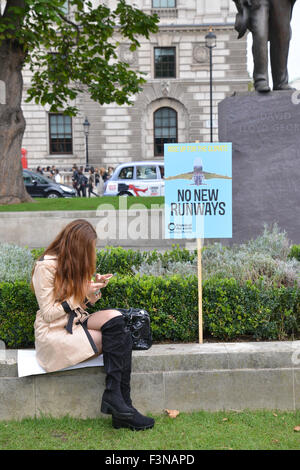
32, 255, 97, 373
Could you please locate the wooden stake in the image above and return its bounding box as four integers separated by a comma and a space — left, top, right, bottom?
194, 140, 203, 344
197, 237, 203, 344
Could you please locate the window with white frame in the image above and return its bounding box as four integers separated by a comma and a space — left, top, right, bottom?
152, 0, 176, 7
49, 113, 73, 154
154, 47, 176, 79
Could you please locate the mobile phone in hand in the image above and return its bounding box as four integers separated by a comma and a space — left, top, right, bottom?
97, 273, 114, 282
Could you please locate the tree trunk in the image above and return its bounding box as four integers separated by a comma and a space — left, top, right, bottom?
0, 39, 32, 204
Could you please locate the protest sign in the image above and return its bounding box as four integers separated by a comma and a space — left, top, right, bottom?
164, 142, 232, 342
164, 142, 232, 239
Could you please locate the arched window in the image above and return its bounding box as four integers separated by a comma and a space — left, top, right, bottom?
154, 107, 177, 156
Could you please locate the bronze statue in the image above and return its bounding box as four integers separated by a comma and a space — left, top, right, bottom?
233, 0, 297, 92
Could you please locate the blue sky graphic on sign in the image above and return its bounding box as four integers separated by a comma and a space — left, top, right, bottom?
164, 142, 232, 239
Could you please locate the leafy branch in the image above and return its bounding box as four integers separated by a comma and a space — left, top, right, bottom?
0, 0, 159, 114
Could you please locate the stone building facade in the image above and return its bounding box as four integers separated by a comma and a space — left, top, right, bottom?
21, 0, 249, 170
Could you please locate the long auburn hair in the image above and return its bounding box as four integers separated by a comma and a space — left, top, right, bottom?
32, 219, 97, 304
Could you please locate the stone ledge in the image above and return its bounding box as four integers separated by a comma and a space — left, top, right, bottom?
0, 209, 195, 249
1, 341, 300, 420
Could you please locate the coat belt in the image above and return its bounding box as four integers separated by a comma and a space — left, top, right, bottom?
61, 301, 77, 334
61, 300, 90, 334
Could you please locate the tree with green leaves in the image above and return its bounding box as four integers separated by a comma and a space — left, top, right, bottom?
0, 0, 158, 204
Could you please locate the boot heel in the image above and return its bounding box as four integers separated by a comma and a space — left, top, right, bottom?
101, 401, 111, 414
112, 412, 155, 431
112, 419, 122, 430
112, 417, 132, 430
101, 399, 134, 418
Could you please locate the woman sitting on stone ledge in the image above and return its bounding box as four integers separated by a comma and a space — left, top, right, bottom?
31, 219, 154, 431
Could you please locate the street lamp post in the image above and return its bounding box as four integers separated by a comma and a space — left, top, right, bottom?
83, 117, 90, 169
205, 28, 217, 143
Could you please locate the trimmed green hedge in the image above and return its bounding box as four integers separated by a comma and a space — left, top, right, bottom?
289, 245, 300, 262
0, 275, 299, 348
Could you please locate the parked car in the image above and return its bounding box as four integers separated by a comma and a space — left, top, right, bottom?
103, 161, 165, 196
23, 170, 76, 198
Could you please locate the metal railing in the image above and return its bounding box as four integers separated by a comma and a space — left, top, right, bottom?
151, 8, 178, 18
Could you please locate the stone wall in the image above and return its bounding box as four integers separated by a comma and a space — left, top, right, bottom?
2, 341, 300, 420
0, 209, 196, 250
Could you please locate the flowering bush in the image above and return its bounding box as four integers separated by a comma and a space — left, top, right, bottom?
0, 244, 34, 283
133, 225, 300, 288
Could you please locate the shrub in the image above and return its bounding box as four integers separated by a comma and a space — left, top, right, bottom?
289, 245, 300, 262
0, 225, 299, 348
132, 259, 198, 278
26, 225, 299, 287
201, 244, 300, 287
154, 245, 197, 267
0, 276, 299, 348
203, 278, 300, 340
31, 248, 45, 261
243, 223, 291, 260
96, 246, 147, 275
0, 244, 34, 282
0, 281, 37, 348
95, 245, 197, 276
133, 242, 300, 288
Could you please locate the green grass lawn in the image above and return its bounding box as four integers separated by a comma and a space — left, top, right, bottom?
1, 410, 300, 450
0, 196, 164, 212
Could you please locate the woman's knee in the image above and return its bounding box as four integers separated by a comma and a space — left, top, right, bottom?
86, 309, 122, 330
102, 309, 122, 316
95, 309, 122, 322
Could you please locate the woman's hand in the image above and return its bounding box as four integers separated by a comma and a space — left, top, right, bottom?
94, 273, 113, 288
86, 273, 113, 304
87, 290, 102, 304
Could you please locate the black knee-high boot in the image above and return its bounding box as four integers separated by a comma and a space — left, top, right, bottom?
112, 328, 155, 431
100, 316, 134, 419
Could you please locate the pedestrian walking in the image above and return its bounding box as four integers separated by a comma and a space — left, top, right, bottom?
88, 169, 98, 197
72, 165, 80, 196
50, 166, 56, 180
95, 168, 100, 189
54, 169, 62, 184
77, 170, 88, 197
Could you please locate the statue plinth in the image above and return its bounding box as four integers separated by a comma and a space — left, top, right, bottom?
218, 90, 300, 244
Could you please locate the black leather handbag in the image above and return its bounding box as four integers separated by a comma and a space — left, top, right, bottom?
116, 307, 152, 350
